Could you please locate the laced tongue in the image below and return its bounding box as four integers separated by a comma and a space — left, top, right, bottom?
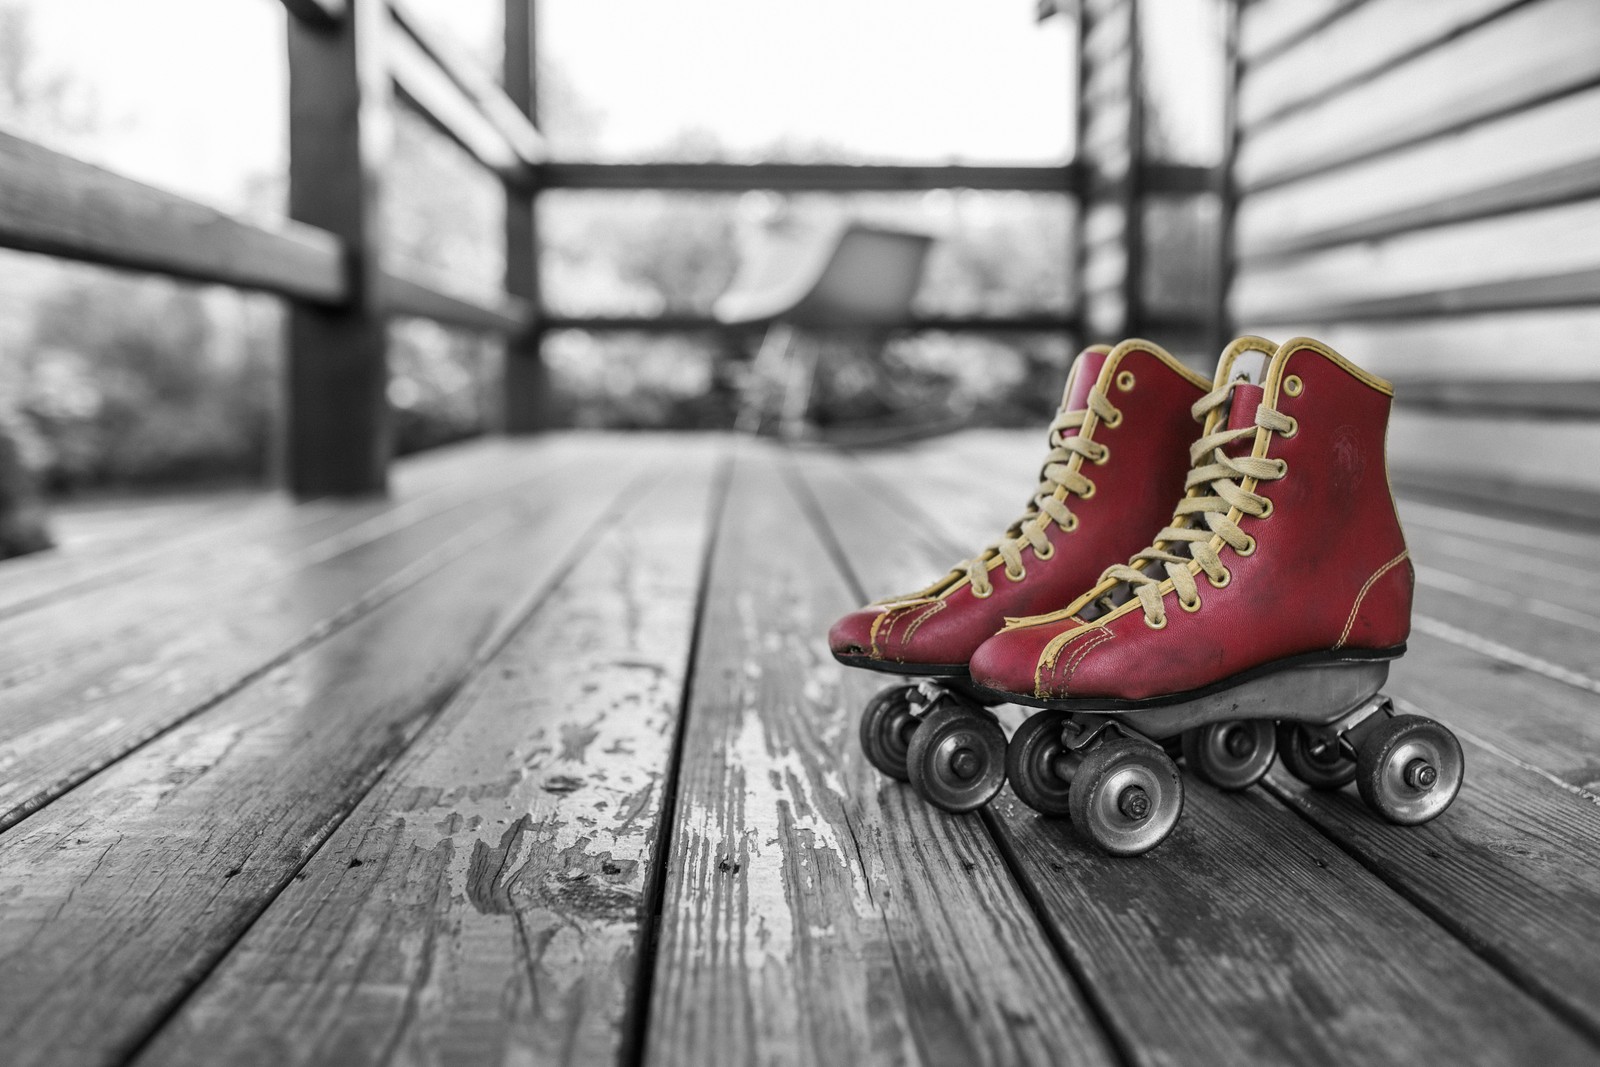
948, 351, 1120, 598
1076, 366, 1291, 624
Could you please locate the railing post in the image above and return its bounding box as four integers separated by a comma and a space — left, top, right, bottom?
285, 0, 392, 496
1076, 0, 1146, 341
1209, 0, 1243, 356
503, 0, 551, 433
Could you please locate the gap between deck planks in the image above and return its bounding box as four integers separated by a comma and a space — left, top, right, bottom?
0, 438, 602, 833
0, 436, 658, 1067
796, 442, 1600, 1064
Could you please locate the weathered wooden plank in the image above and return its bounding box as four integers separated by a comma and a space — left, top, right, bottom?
1390, 375, 1600, 420
0, 129, 345, 302
1241, 0, 1529, 132
1233, 201, 1600, 321
537, 162, 1079, 193
379, 270, 532, 334
1238, 0, 1600, 194
1242, 155, 1600, 261
798, 446, 1600, 1066
0, 441, 639, 1067
1238, 266, 1600, 325
0, 438, 527, 620
133, 446, 724, 1067
1238, 85, 1600, 257
645, 446, 1116, 1067
1388, 413, 1600, 523
1265, 733, 1600, 1042
1239, 0, 1366, 65
0, 441, 596, 834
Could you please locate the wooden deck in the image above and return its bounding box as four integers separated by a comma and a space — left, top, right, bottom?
3, 430, 1600, 1067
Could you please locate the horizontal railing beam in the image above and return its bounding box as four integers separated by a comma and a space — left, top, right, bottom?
386, 0, 544, 174
387, 26, 532, 187
540, 312, 1079, 333
537, 162, 1080, 193
380, 273, 534, 334
0, 126, 346, 303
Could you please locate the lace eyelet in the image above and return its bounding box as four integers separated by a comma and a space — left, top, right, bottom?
1208, 568, 1232, 589
1179, 593, 1202, 613
1144, 613, 1167, 630
1092, 444, 1110, 465
971, 582, 995, 599
1080, 478, 1097, 500
1034, 541, 1055, 560
1280, 416, 1299, 438
1257, 497, 1274, 519
1064, 514, 1080, 532
1284, 375, 1303, 397
1116, 370, 1136, 392
1274, 458, 1289, 477
1006, 566, 1026, 582
1236, 535, 1258, 557
1102, 408, 1123, 429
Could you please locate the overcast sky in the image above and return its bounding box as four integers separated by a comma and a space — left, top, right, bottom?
15, 0, 1080, 214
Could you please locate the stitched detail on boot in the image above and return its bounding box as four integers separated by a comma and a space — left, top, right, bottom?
1035, 625, 1115, 698
1333, 550, 1410, 650
900, 599, 947, 644
870, 599, 938, 658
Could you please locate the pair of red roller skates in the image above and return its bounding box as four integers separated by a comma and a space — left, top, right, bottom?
829, 336, 1463, 856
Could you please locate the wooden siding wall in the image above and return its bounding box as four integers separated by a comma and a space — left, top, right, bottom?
1228, 0, 1600, 515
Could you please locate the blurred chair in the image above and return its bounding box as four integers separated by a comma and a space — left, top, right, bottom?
715, 222, 934, 438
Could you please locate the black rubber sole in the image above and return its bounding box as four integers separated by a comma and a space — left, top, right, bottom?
969, 644, 1407, 712
831, 652, 970, 678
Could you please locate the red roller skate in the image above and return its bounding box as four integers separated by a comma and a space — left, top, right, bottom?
829, 338, 1212, 812
970, 336, 1463, 855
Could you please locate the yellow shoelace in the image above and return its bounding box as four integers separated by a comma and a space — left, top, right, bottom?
959, 390, 1122, 598
1094, 380, 1294, 628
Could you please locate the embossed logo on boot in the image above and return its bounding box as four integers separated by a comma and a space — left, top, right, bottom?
1333, 425, 1366, 489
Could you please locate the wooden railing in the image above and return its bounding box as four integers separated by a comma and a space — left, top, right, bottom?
0, 0, 1107, 498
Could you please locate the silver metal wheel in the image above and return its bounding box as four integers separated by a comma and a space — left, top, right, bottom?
1182, 720, 1277, 791
859, 684, 920, 782
1356, 714, 1464, 825
906, 703, 1008, 813
1068, 737, 1183, 856
1006, 710, 1076, 816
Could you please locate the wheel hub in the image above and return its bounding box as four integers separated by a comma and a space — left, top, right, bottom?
950, 748, 981, 780
1224, 727, 1256, 760
1117, 785, 1151, 821
1404, 757, 1437, 790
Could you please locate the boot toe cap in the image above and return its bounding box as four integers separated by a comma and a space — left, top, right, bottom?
828, 607, 880, 659
970, 624, 1062, 698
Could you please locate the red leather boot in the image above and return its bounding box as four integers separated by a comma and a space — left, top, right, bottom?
971, 336, 1463, 855
830, 338, 1211, 812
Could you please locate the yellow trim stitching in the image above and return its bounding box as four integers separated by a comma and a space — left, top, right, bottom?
1333, 550, 1410, 650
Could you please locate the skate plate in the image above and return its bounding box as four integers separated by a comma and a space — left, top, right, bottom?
1103, 659, 1390, 741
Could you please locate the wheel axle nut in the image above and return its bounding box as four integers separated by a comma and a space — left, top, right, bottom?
1404, 758, 1437, 790
1117, 785, 1151, 821
951, 748, 980, 780
1225, 729, 1256, 760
